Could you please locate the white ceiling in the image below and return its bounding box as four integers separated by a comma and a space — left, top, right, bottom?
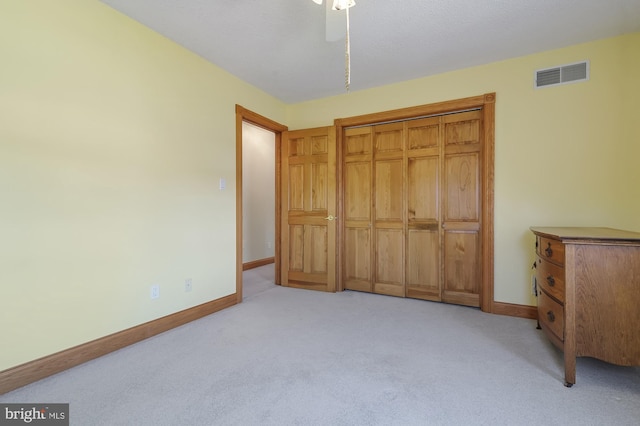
99, 0, 640, 104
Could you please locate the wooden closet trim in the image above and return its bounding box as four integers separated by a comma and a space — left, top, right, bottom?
334, 93, 496, 313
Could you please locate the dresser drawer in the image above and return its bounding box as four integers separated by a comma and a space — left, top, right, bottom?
536, 256, 565, 303
537, 236, 565, 266
538, 290, 564, 342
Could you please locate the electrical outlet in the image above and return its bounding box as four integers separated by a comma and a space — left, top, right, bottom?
151, 284, 160, 299
185, 278, 192, 292
266, 241, 272, 249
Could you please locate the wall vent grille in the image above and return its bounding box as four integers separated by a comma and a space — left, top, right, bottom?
535, 61, 589, 88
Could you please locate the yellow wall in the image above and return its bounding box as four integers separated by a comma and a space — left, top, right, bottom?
286, 33, 640, 305
617, 33, 640, 230
0, 0, 286, 371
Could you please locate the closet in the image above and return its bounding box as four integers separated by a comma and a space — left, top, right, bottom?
342, 109, 483, 307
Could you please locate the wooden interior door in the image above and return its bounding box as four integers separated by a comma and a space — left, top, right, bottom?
281, 127, 337, 292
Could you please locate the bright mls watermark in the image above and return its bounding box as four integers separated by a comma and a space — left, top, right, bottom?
0, 404, 68, 426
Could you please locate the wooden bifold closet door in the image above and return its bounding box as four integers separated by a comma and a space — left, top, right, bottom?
343, 110, 483, 307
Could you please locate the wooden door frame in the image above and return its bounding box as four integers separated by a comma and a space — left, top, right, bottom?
235, 105, 288, 304
334, 93, 496, 313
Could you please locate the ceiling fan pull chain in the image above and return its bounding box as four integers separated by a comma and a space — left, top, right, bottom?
345, 7, 351, 92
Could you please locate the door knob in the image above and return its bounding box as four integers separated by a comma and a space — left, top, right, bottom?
324, 215, 338, 221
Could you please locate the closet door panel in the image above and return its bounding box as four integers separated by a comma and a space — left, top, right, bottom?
375, 159, 403, 221
406, 229, 440, 300
375, 228, 404, 297
405, 116, 442, 301
408, 118, 439, 150
444, 110, 481, 146
444, 153, 479, 221
345, 162, 371, 221
441, 110, 481, 306
344, 161, 372, 291
344, 129, 372, 155
374, 123, 404, 154
373, 123, 405, 297
343, 127, 373, 291
408, 156, 439, 222
344, 227, 372, 291
443, 229, 480, 306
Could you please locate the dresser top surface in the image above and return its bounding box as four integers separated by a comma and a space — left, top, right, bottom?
530, 226, 640, 243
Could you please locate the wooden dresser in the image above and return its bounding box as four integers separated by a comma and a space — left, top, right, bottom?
530, 227, 640, 387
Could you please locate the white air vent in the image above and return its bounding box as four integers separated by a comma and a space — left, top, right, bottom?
535, 61, 589, 88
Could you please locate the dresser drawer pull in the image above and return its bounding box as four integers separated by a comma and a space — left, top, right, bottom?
546, 275, 555, 286
544, 243, 553, 257
547, 311, 556, 322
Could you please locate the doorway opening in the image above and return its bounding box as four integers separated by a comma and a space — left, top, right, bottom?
242, 121, 276, 270
242, 121, 276, 300
235, 105, 288, 303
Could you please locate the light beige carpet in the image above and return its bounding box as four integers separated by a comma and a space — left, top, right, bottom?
2, 267, 639, 425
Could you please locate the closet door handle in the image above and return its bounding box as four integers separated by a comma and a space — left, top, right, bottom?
324, 215, 338, 221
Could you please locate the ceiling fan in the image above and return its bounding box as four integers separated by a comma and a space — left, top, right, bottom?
311, 0, 356, 42
311, 0, 356, 91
